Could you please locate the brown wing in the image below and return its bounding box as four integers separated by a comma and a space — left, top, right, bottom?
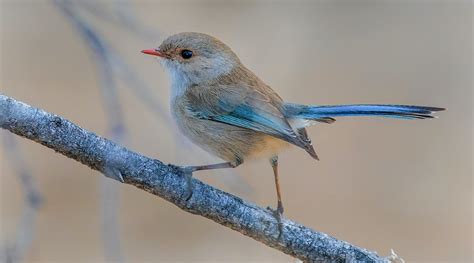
183, 66, 316, 155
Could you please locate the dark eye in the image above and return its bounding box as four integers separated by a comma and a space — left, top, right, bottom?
180, 49, 193, 59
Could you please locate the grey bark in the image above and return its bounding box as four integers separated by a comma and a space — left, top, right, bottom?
0, 94, 388, 263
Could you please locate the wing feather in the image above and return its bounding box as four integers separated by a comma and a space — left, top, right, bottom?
184, 83, 309, 150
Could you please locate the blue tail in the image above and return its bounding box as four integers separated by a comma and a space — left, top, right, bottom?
284, 103, 444, 121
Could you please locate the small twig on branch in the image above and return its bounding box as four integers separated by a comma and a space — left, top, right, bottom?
0, 94, 389, 263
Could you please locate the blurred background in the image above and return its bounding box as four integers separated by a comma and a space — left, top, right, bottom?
1, 0, 472, 262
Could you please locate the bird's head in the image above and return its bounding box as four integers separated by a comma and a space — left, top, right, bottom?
142, 32, 241, 85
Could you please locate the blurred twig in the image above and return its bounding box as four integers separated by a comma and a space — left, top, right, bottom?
54, 0, 169, 123
1, 133, 42, 263
73, 0, 159, 42
55, 1, 128, 261
0, 94, 390, 263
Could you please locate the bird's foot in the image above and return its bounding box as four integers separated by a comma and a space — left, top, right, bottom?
168, 164, 195, 201
267, 201, 284, 239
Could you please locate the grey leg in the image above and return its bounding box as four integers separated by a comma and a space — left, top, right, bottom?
181, 162, 237, 173
169, 161, 240, 200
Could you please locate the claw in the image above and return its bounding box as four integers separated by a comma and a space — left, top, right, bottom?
168, 164, 195, 174
183, 172, 194, 201
168, 164, 195, 201
269, 204, 284, 239
277, 201, 284, 215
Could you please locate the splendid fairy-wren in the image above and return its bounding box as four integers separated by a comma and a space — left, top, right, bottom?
142, 32, 443, 223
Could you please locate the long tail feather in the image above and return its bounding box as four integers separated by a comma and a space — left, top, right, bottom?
285, 103, 445, 121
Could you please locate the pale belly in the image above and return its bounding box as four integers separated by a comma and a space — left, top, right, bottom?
171, 104, 290, 164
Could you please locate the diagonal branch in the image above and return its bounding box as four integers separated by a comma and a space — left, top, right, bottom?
0, 94, 388, 263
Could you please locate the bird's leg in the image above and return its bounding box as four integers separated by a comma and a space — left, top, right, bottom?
186, 162, 237, 172
169, 161, 240, 200
269, 156, 284, 239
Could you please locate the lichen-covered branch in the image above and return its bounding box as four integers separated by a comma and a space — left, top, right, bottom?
0, 94, 388, 263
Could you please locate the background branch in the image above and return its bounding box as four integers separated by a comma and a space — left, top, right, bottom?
0, 94, 389, 263
1, 133, 42, 263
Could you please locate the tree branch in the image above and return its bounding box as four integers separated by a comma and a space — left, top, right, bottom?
0, 94, 388, 263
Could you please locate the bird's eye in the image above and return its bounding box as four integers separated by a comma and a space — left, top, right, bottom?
180, 49, 193, 59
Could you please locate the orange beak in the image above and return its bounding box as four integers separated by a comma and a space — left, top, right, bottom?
141, 49, 165, 57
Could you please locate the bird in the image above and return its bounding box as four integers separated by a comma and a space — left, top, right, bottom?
142, 32, 444, 226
